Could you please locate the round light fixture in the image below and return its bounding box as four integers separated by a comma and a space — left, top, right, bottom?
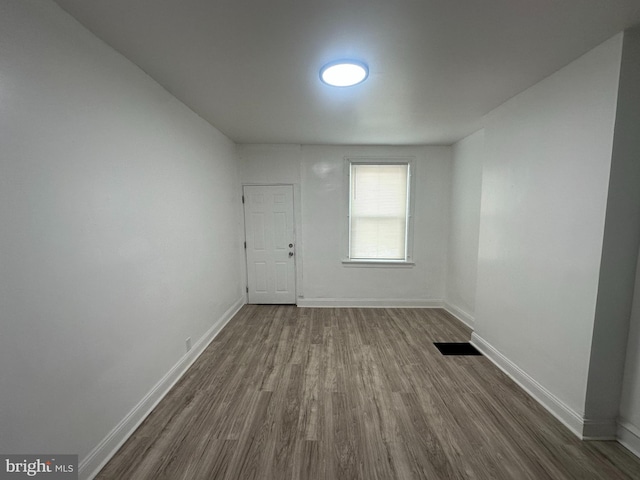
320, 60, 369, 87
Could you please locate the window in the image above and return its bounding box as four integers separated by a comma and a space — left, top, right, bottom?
346, 159, 414, 263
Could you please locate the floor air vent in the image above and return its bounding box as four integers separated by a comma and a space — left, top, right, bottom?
433, 342, 482, 356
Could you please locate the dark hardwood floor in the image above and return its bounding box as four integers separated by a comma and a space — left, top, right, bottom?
96, 306, 640, 479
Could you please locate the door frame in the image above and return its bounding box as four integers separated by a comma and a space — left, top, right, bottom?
241, 183, 303, 305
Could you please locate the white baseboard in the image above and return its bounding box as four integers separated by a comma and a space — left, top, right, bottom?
617, 420, 640, 458
79, 296, 246, 480
470, 332, 585, 439
442, 302, 475, 329
582, 417, 618, 440
296, 298, 443, 308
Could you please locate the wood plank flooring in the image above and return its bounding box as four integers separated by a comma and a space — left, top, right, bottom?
97, 306, 640, 479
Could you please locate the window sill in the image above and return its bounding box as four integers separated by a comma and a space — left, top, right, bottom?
341, 259, 415, 268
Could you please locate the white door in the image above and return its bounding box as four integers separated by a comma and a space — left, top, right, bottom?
243, 185, 296, 304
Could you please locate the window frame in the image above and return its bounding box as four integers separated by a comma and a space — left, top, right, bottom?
342, 157, 416, 266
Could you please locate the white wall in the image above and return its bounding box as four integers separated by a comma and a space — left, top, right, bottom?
609, 26, 640, 454
584, 26, 640, 435
238, 145, 451, 306
238, 144, 304, 298
238, 144, 451, 306
472, 34, 623, 433
238, 144, 302, 185
619, 250, 640, 456
299, 145, 451, 306
445, 130, 484, 326
0, 0, 244, 474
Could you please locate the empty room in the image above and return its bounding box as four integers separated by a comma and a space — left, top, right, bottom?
2, 0, 640, 479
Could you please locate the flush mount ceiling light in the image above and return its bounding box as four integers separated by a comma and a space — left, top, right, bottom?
320, 60, 369, 87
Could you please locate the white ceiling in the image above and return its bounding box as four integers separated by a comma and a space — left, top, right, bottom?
53, 0, 640, 145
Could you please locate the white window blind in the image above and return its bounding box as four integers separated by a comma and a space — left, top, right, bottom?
350, 163, 409, 260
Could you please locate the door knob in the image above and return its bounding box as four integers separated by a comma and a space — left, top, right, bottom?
289, 243, 294, 248
288, 252, 294, 257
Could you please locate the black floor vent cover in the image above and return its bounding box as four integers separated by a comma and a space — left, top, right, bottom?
434, 342, 482, 356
